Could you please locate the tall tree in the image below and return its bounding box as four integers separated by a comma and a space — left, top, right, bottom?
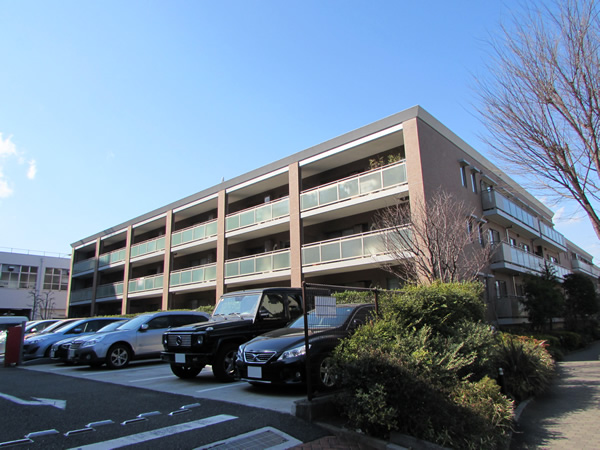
375, 190, 494, 284
521, 262, 565, 331
478, 0, 600, 239
562, 272, 599, 330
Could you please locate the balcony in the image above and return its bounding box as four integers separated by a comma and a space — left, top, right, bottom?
302, 229, 396, 269
225, 249, 291, 279
98, 249, 126, 268
172, 220, 218, 248
539, 222, 567, 252
482, 190, 540, 238
491, 242, 570, 279
128, 274, 164, 294
130, 236, 166, 259
96, 282, 124, 299
300, 161, 407, 212
69, 288, 93, 304
72, 258, 95, 275
226, 197, 290, 233
170, 264, 217, 288
571, 259, 600, 278
494, 295, 528, 323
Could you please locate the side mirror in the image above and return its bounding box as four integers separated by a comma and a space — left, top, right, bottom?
140, 323, 149, 332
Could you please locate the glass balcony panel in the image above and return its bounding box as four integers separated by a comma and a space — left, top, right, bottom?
192, 268, 204, 283
359, 172, 382, 194
194, 224, 206, 240
170, 273, 181, 286
273, 252, 290, 269
338, 179, 359, 200
301, 191, 318, 210
321, 242, 341, 262
319, 185, 339, 205
182, 229, 194, 244
205, 221, 217, 237
383, 164, 407, 187
155, 275, 163, 289
341, 238, 363, 258
302, 247, 320, 264
205, 265, 217, 280
226, 216, 239, 232
272, 199, 289, 217
363, 235, 385, 255
240, 259, 256, 275
255, 255, 273, 272
99, 254, 110, 266
130, 246, 139, 258
181, 271, 192, 285
240, 210, 255, 227
148, 241, 157, 252
255, 205, 272, 223
171, 232, 182, 246
225, 262, 239, 277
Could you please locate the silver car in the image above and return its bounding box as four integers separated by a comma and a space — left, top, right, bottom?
69, 311, 209, 369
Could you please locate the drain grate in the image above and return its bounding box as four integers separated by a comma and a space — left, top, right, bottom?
201, 427, 302, 450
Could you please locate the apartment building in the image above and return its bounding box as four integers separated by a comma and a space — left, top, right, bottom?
0, 250, 70, 318
67, 106, 599, 325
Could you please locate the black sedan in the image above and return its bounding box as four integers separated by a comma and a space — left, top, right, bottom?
235, 303, 374, 390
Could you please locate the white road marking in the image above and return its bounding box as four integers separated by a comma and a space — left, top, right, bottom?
0, 392, 66, 409
128, 375, 175, 383
67, 414, 237, 450
196, 383, 243, 393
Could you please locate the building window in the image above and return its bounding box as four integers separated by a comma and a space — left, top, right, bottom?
0, 264, 37, 290
489, 229, 501, 245
509, 238, 517, 247
43, 268, 70, 291
471, 172, 478, 193
495, 280, 508, 298
460, 165, 468, 188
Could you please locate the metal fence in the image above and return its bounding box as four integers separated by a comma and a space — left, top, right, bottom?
300, 282, 385, 401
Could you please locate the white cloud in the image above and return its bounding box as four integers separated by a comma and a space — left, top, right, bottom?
0, 134, 17, 158
0, 169, 13, 198
27, 159, 37, 180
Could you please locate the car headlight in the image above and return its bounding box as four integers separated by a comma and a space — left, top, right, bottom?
81, 335, 105, 347
277, 344, 309, 361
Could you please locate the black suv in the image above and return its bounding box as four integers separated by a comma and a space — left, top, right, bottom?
161, 287, 304, 382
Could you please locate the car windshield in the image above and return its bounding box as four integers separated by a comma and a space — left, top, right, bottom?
40, 319, 77, 334
97, 320, 128, 332
115, 314, 158, 331
213, 294, 260, 317
288, 307, 356, 329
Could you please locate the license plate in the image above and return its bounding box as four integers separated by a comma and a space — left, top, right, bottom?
248, 366, 262, 379
68, 349, 75, 359
175, 353, 186, 364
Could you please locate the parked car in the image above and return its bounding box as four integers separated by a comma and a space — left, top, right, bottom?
69, 311, 209, 369
236, 303, 375, 390
22, 317, 122, 360
24, 318, 80, 339
161, 288, 306, 382
24, 319, 60, 335
50, 318, 129, 363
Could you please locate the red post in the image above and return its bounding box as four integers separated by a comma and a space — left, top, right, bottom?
4, 324, 25, 367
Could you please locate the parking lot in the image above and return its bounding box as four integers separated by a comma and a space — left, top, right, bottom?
21, 358, 308, 415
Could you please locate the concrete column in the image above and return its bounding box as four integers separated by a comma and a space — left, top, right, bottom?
162, 210, 173, 311
215, 190, 227, 302
289, 162, 303, 286
90, 238, 101, 316
121, 226, 133, 315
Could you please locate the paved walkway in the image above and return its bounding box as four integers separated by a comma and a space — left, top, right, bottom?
510, 340, 600, 449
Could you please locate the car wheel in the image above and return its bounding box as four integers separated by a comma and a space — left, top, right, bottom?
170, 364, 203, 379
106, 344, 131, 369
212, 343, 238, 382
315, 354, 338, 390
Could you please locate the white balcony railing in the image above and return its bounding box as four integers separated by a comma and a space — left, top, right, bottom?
226, 198, 290, 232
96, 282, 124, 299
170, 264, 217, 287
69, 288, 93, 304
130, 236, 166, 258
98, 249, 126, 268
492, 242, 570, 279
300, 161, 407, 211
225, 249, 291, 278
172, 220, 218, 247
128, 274, 164, 293
73, 258, 95, 275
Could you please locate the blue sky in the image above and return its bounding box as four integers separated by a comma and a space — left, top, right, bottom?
1, 1, 598, 262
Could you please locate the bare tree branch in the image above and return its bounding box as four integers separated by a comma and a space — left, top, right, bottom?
376, 191, 494, 284
478, 0, 600, 239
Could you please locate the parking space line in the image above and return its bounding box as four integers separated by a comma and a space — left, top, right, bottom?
67, 414, 237, 450
195, 383, 243, 393
128, 375, 174, 383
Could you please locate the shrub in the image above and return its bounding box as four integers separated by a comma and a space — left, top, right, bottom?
493, 333, 555, 402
